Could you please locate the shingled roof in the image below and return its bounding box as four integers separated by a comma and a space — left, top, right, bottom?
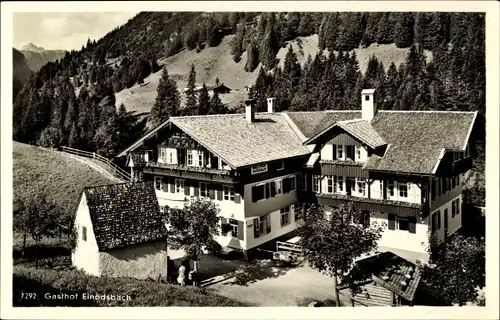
83, 182, 165, 252
365, 111, 477, 174
339, 251, 422, 303
285, 111, 361, 139
171, 113, 311, 168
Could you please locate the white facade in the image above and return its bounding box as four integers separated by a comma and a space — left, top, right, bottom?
72, 194, 101, 276
430, 194, 463, 244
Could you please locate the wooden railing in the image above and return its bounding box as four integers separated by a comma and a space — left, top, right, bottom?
61, 146, 131, 181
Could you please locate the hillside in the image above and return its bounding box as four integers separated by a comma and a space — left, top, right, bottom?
13, 142, 116, 225
116, 34, 432, 114
13, 48, 32, 98
20, 43, 66, 71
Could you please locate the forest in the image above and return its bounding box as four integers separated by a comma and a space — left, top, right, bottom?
12, 11, 485, 160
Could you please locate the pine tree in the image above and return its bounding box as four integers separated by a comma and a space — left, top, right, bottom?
208, 92, 227, 114
394, 13, 414, 48
244, 39, 260, 72
283, 12, 300, 41
149, 67, 180, 127
186, 64, 197, 111
197, 83, 210, 115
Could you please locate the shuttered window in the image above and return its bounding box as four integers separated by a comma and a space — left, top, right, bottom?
408, 217, 416, 234
387, 180, 395, 196
228, 219, 239, 238
280, 207, 290, 226
223, 186, 235, 201
154, 176, 163, 190
327, 176, 334, 193
346, 145, 355, 161
388, 214, 396, 230
199, 182, 208, 197
175, 179, 184, 193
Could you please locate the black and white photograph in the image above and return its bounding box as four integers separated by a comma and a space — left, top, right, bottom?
1, 1, 498, 319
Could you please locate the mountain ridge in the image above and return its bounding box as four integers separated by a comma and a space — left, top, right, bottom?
19, 43, 66, 71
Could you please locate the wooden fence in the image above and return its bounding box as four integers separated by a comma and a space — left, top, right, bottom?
61, 146, 131, 181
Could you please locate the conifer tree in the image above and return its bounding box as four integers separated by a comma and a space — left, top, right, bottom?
244, 39, 260, 72
394, 13, 414, 48
208, 92, 227, 114
149, 67, 180, 127
186, 64, 197, 111
197, 83, 210, 115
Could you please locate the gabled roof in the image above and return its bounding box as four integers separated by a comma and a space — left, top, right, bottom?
339, 251, 422, 302
304, 118, 387, 148
83, 182, 165, 252
285, 111, 362, 139
171, 113, 310, 168
365, 111, 477, 174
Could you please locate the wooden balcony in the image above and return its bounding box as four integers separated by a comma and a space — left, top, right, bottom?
320, 160, 369, 178
144, 162, 237, 183
435, 156, 473, 177
317, 193, 429, 218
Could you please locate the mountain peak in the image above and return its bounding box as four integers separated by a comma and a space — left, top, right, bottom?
21, 43, 45, 53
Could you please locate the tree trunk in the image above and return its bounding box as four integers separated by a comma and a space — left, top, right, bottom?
22, 233, 27, 257
332, 273, 340, 306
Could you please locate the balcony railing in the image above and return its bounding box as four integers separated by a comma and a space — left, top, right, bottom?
145, 161, 236, 183
317, 193, 428, 218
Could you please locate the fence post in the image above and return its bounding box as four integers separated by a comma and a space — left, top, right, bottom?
93, 152, 96, 159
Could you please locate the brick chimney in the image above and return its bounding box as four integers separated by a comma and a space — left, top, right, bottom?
361, 89, 376, 122
267, 97, 276, 113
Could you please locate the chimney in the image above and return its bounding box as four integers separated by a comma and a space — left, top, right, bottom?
245, 104, 255, 123
267, 97, 276, 113
245, 89, 256, 123
361, 89, 377, 122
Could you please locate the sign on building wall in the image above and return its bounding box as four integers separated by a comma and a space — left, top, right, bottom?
251, 163, 268, 175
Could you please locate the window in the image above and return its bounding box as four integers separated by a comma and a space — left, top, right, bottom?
399, 183, 408, 198
289, 176, 296, 191
198, 150, 203, 167
387, 180, 394, 196
175, 179, 184, 193
312, 175, 321, 193
357, 181, 366, 196
397, 218, 409, 231
337, 145, 344, 160
276, 161, 284, 171
159, 147, 169, 163
280, 207, 290, 226
298, 173, 307, 191
199, 182, 208, 197
259, 216, 265, 235
456, 199, 460, 216
252, 184, 265, 202
223, 186, 235, 201
356, 146, 362, 161
365, 95, 370, 101
327, 176, 334, 193
346, 145, 355, 161
155, 176, 163, 190
228, 219, 238, 238
432, 211, 441, 233
82, 226, 87, 241
452, 200, 456, 217
187, 152, 193, 166
275, 179, 283, 195
338, 176, 344, 192
251, 163, 268, 175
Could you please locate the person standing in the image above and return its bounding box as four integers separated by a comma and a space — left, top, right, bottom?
177, 262, 186, 286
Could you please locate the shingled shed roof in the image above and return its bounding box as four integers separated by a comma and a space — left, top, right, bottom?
83, 182, 165, 252
366, 111, 477, 174
171, 113, 311, 168
340, 251, 422, 303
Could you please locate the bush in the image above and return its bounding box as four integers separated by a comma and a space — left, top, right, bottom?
13, 266, 249, 307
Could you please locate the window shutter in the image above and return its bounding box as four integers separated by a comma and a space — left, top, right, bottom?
290, 204, 295, 222
169, 178, 175, 193
216, 188, 222, 201
388, 214, 396, 230
253, 218, 260, 238
266, 214, 271, 233
332, 144, 337, 160
237, 221, 244, 240
270, 181, 277, 197
283, 178, 291, 193
234, 193, 241, 204
193, 184, 199, 197
265, 183, 271, 199
437, 211, 441, 229
162, 178, 168, 192
252, 186, 257, 202
408, 217, 416, 234
209, 185, 215, 199
184, 180, 190, 196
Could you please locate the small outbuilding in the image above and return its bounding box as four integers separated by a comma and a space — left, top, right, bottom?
337, 251, 423, 307
71, 181, 168, 280
213, 83, 232, 94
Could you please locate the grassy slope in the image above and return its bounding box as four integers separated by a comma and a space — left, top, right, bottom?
13, 266, 249, 306
13, 142, 116, 221
116, 34, 432, 115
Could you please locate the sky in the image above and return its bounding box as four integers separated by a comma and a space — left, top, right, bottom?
13, 12, 139, 51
